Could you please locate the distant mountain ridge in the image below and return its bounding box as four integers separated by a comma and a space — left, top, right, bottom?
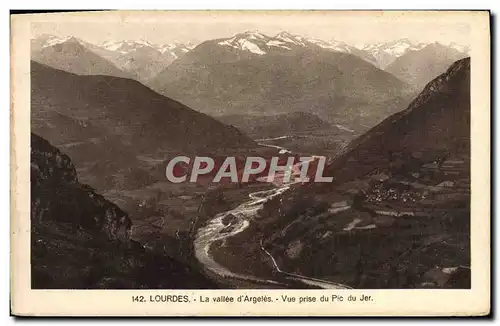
359, 38, 469, 68
212, 31, 377, 64
31, 34, 196, 82
33, 34, 196, 62
385, 43, 468, 91
100, 39, 196, 58
99, 40, 197, 82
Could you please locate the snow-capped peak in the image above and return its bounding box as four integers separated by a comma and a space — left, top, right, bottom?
37, 35, 74, 48
100, 40, 157, 53
98, 39, 197, 58
448, 42, 470, 54
240, 30, 267, 40
274, 31, 306, 46
239, 39, 266, 55
361, 39, 430, 57
154, 42, 197, 59
136, 39, 156, 47
217, 30, 369, 56
357, 38, 434, 67
217, 32, 270, 55
307, 38, 353, 53
266, 39, 292, 50
359, 39, 473, 68
158, 42, 196, 51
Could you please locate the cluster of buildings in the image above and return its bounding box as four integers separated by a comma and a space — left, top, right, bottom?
365, 183, 423, 204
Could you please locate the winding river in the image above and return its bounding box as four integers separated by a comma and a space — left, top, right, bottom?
193, 142, 352, 289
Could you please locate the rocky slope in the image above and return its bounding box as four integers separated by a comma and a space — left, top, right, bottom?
328, 57, 470, 181
31, 133, 216, 289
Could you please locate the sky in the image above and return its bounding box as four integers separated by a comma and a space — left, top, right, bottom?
30, 11, 473, 47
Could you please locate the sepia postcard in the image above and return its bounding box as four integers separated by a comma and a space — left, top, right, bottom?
10, 10, 490, 317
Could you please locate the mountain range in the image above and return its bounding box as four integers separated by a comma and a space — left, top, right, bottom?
149, 32, 414, 134
100, 39, 195, 58
211, 31, 377, 64
31, 34, 196, 83
31, 33, 469, 86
